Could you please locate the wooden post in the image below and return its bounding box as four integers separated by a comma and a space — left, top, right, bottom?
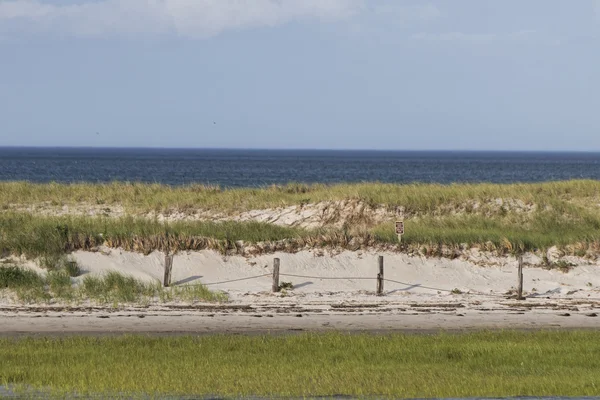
517, 255, 524, 300
163, 229, 172, 287
272, 258, 280, 293
376, 255, 384, 296
163, 254, 173, 287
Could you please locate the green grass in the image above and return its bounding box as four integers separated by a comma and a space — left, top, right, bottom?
0, 266, 226, 304
0, 265, 48, 302
373, 211, 600, 251
2, 179, 600, 214
3, 208, 600, 261
0, 265, 44, 289
46, 270, 73, 300
3, 180, 600, 259
1, 331, 600, 398
0, 212, 312, 260
81, 271, 160, 304
160, 284, 226, 303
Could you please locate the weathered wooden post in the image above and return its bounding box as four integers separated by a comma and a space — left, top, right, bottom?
163, 254, 173, 287
272, 258, 280, 293
377, 255, 384, 296
163, 230, 173, 287
517, 254, 524, 300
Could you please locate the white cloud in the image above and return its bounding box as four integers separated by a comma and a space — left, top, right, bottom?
412, 30, 536, 43
0, 0, 365, 38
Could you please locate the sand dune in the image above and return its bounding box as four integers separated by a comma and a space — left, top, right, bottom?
2, 248, 600, 335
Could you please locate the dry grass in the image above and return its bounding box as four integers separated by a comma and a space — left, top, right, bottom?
2, 180, 600, 260
3, 209, 600, 261
2, 180, 600, 215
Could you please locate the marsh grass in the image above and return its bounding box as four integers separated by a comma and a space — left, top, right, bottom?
0, 266, 224, 305
1, 331, 600, 398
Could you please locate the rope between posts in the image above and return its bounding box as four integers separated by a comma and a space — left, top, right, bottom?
279, 274, 499, 296
199, 273, 271, 286
185, 273, 508, 297
174, 271, 600, 301
279, 273, 374, 280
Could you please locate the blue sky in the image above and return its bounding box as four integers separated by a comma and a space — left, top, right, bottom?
0, 0, 599, 150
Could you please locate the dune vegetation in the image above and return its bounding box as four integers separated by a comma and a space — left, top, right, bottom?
1, 180, 600, 262
2, 179, 600, 214
0, 263, 225, 304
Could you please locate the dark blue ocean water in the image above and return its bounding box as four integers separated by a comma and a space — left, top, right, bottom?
1, 147, 600, 187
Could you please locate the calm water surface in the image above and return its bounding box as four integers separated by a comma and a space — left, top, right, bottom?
1, 147, 600, 186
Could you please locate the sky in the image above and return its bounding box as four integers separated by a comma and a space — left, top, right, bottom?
0, 0, 599, 150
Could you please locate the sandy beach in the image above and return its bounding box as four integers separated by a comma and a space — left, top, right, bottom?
2, 248, 599, 336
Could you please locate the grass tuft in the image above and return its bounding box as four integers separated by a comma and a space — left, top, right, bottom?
82, 271, 158, 304
170, 284, 228, 303
63, 259, 81, 277
0, 265, 44, 289
0, 265, 48, 302
0, 266, 224, 305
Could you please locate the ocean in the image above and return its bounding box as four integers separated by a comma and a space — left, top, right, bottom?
1, 147, 599, 187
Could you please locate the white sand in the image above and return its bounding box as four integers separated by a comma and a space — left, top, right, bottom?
71, 248, 600, 298
2, 248, 600, 335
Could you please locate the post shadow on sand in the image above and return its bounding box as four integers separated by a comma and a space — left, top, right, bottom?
292, 281, 313, 290
173, 276, 203, 286
386, 283, 422, 295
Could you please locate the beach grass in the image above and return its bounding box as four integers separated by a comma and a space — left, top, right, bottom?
0, 265, 49, 302
2, 179, 600, 215
1, 331, 599, 398
0, 265, 226, 304
0, 212, 312, 260
2, 208, 600, 261
374, 211, 600, 250
3, 180, 600, 259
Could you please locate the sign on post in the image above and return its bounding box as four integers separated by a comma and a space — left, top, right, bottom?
395, 221, 404, 242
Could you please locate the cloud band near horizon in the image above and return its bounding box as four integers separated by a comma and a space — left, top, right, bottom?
0, 0, 366, 38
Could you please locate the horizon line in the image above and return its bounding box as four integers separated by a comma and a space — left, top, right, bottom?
1, 146, 600, 154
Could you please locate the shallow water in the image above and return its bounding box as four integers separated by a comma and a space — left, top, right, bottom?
2, 147, 600, 186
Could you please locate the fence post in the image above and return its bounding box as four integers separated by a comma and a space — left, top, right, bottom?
163, 254, 173, 287
163, 230, 173, 287
377, 255, 384, 296
517, 254, 524, 300
272, 258, 280, 293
